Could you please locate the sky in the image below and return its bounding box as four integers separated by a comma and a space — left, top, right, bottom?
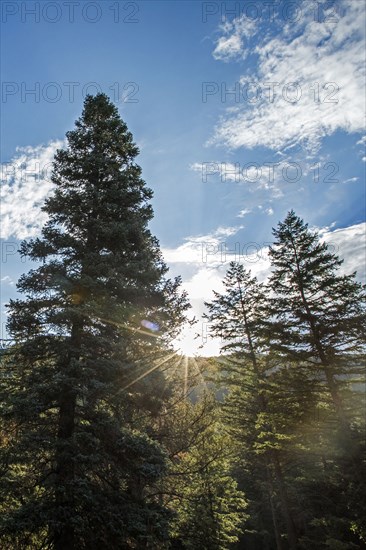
1, 0, 365, 355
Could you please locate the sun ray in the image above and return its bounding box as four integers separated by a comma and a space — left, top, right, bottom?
183, 355, 189, 397
96, 315, 206, 400
118, 352, 177, 393
191, 356, 208, 389
155, 354, 185, 403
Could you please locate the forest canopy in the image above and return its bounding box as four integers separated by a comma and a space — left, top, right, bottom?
0, 95, 365, 550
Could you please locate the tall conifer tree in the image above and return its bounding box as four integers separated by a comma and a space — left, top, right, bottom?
204, 263, 303, 550
268, 210, 366, 434
0, 94, 189, 549
267, 211, 366, 545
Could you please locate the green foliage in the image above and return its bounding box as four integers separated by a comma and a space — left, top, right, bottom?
1, 102, 365, 550
268, 210, 366, 416
204, 215, 366, 549
164, 399, 247, 550
0, 94, 189, 549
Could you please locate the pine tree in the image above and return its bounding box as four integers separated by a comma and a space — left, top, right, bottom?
163, 397, 247, 550
268, 210, 366, 436
204, 263, 306, 550
267, 210, 366, 547
0, 94, 189, 549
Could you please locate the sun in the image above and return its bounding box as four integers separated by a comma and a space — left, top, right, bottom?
173, 323, 223, 357
172, 325, 202, 357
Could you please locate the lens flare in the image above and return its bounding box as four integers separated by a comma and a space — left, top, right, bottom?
141, 319, 160, 332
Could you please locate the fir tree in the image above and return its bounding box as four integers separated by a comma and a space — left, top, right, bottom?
0, 94, 189, 549
267, 210, 366, 546
204, 264, 304, 550
268, 210, 366, 435
164, 397, 247, 550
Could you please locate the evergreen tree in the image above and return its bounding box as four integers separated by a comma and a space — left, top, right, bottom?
204, 257, 366, 549
204, 264, 305, 550
267, 210, 366, 546
163, 396, 247, 550
268, 210, 366, 435
0, 94, 189, 549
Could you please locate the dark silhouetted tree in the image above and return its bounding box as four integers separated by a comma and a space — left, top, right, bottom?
0, 94, 189, 550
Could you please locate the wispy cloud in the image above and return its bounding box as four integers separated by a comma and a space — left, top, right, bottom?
237, 208, 252, 218
162, 225, 244, 266
1, 275, 14, 286
1, 140, 62, 239
210, 0, 365, 153
213, 14, 257, 61
166, 221, 366, 355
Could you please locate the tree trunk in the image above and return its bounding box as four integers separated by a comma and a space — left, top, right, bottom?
54, 389, 76, 550
271, 452, 298, 550
237, 278, 298, 548
266, 465, 284, 550
53, 322, 81, 550
292, 242, 350, 434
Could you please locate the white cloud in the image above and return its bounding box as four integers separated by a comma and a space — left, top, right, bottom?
191, 158, 323, 198
210, 0, 365, 152
1, 275, 14, 286
1, 141, 63, 239
181, 267, 224, 301
213, 34, 243, 61
168, 221, 366, 356
162, 225, 244, 266
322, 222, 366, 281
213, 15, 257, 61
237, 208, 252, 218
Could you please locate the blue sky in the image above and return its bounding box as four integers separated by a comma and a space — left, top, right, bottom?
1, 0, 365, 354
